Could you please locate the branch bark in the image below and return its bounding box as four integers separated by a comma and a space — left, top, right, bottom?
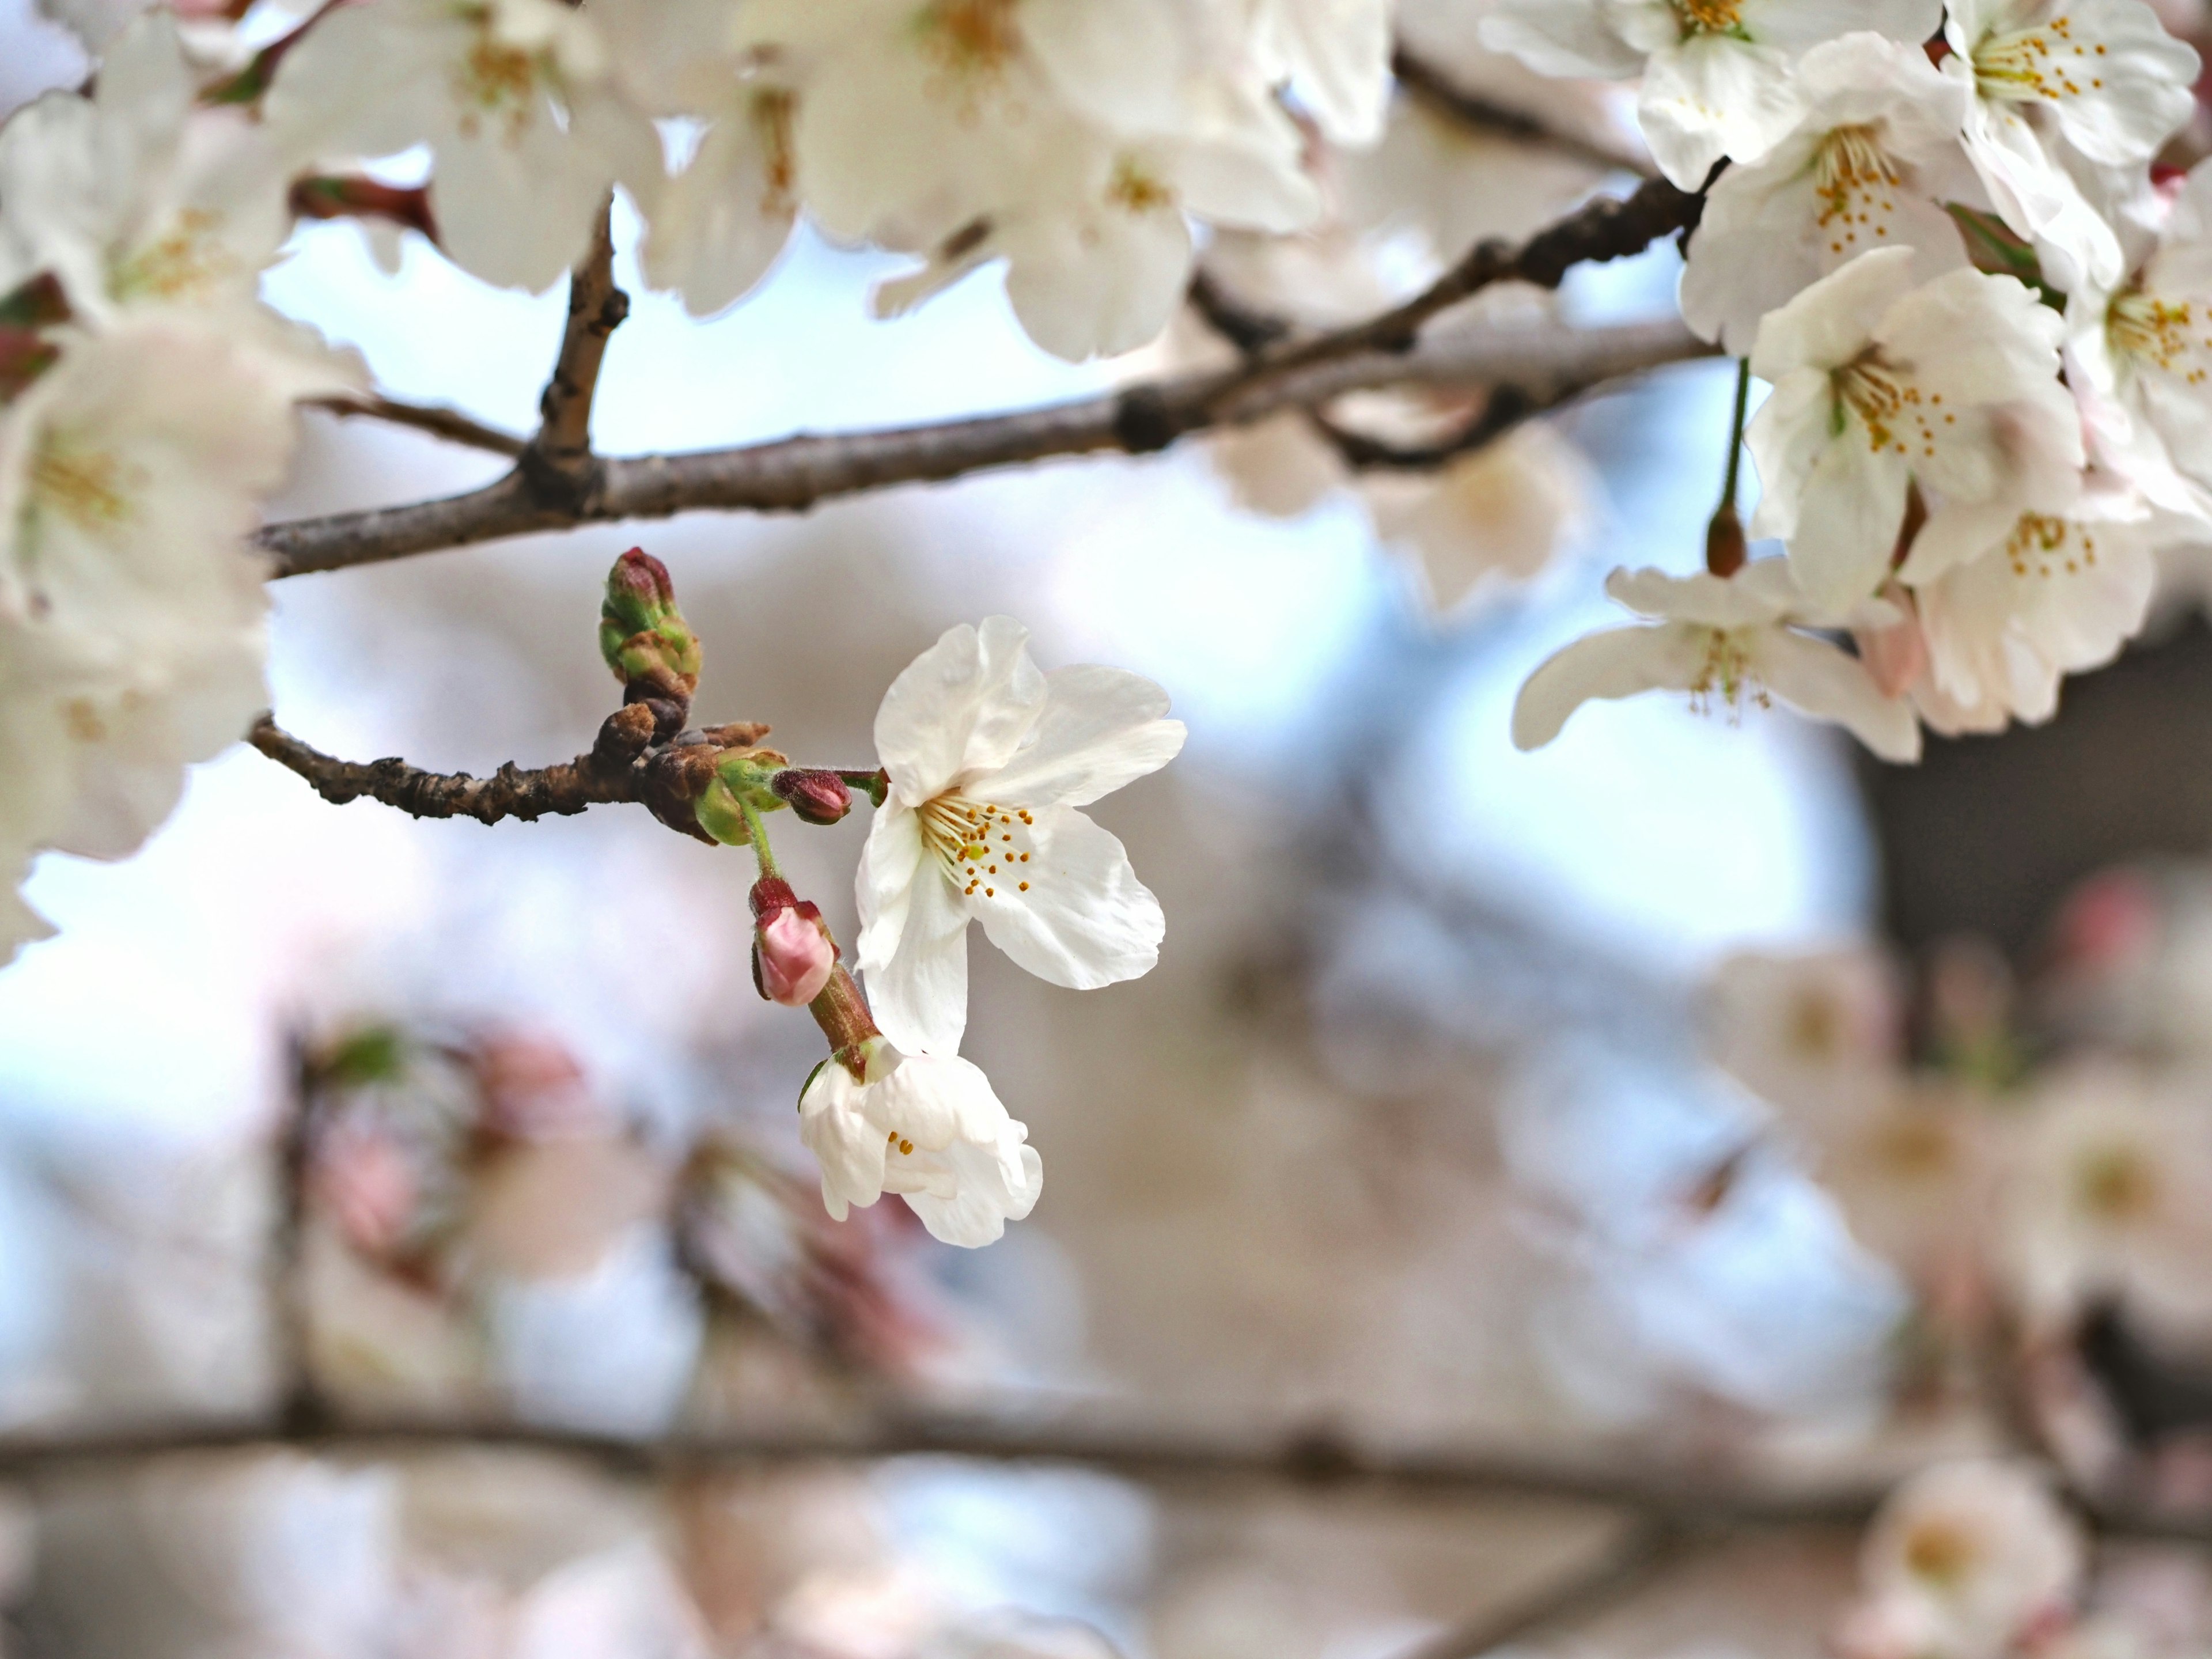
305, 393, 527, 458
262, 317, 1713, 577
248, 713, 643, 824
1389, 1518, 1703, 1659
518, 196, 628, 507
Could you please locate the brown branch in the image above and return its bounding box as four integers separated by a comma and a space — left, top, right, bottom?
260, 316, 1713, 577
518, 196, 628, 507
306, 393, 528, 458
1390, 44, 1656, 178
1389, 1517, 1704, 1659
248, 713, 642, 825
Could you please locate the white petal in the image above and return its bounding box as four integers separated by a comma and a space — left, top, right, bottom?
1478, 0, 1646, 78
1510, 623, 1713, 749
903, 1132, 1042, 1247
874, 616, 1047, 806
862, 853, 972, 1058
854, 799, 923, 974
1780, 414, 1912, 610
969, 804, 1165, 990
1638, 35, 1805, 188
798, 1063, 888, 1218
1751, 628, 1923, 760
981, 664, 1185, 809
1003, 198, 1195, 362
1749, 245, 1918, 382
865, 1052, 1011, 1154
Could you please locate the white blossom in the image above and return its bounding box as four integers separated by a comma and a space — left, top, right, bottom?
1942, 0, 2199, 292
1846, 1460, 2085, 1659
798, 1051, 1043, 1247
264, 0, 662, 293
855, 616, 1184, 1057
1747, 247, 2083, 611
1365, 421, 1601, 611
1510, 559, 1923, 760
1247, 0, 1396, 146
1897, 494, 2159, 730
2066, 161, 2212, 523
1680, 33, 1982, 356
1480, 0, 1945, 190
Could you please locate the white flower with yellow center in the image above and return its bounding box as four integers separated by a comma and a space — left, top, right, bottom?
1747, 247, 2083, 611
1848, 1460, 2085, 1659
855, 616, 1185, 1058
1942, 0, 2199, 292
1681, 33, 1983, 355
1511, 559, 1923, 760
1481, 0, 1945, 188
265, 0, 661, 293
799, 1050, 1042, 1247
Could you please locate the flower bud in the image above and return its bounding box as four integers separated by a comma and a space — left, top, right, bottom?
599, 548, 701, 706
755, 906, 836, 1006
1705, 503, 1746, 577
770, 768, 851, 826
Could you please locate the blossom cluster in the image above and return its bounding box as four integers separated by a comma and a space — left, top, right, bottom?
1498, 0, 2212, 760
0, 10, 361, 960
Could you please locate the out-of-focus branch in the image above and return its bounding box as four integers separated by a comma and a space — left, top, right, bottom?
518, 198, 628, 506
1390, 1517, 1706, 1659
270, 1041, 325, 1434
261, 319, 1711, 577
257, 177, 1710, 578
1389, 44, 1656, 178
306, 393, 528, 458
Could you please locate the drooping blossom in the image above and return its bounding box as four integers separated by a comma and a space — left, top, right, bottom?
855, 616, 1184, 1057
798, 1051, 1042, 1248
1746, 248, 2083, 610
1511, 559, 1923, 760
1681, 32, 1982, 355
1479, 0, 1945, 189
1942, 0, 2199, 292
264, 0, 662, 293
1842, 1460, 2085, 1659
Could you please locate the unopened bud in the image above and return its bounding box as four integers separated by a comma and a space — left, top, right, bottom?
599, 548, 700, 704
755, 905, 835, 1006
1705, 504, 1746, 578
770, 768, 851, 826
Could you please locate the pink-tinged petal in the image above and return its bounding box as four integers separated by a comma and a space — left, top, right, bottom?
1751, 628, 1923, 760
861, 855, 972, 1058
968, 804, 1165, 990
1510, 623, 1713, 750
873, 616, 1047, 806
982, 664, 1186, 809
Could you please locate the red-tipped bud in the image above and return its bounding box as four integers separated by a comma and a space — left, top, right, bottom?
754, 902, 835, 1007
770, 768, 852, 826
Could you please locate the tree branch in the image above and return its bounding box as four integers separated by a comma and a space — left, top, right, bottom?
1390, 1517, 1703, 1659
306, 393, 528, 458
1389, 44, 1656, 179
248, 713, 642, 824
518, 196, 628, 507
262, 317, 1712, 577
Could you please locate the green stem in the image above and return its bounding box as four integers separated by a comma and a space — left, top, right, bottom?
738, 798, 781, 880
1719, 356, 1751, 517
836, 768, 889, 809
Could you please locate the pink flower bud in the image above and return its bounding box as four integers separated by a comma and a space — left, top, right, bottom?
756, 906, 835, 1006
770, 768, 852, 825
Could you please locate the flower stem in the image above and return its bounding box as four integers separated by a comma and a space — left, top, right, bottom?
1719, 356, 1750, 513
836, 768, 889, 808
738, 798, 781, 880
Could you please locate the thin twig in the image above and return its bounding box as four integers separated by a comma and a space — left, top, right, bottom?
1388, 1518, 1703, 1659
260, 317, 1714, 577
270, 1040, 325, 1433
1389, 44, 1655, 178
248, 713, 641, 824
518, 196, 628, 506
306, 393, 527, 458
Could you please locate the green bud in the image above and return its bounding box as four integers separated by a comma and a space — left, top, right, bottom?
693, 772, 754, 846
599, 547, 700, 699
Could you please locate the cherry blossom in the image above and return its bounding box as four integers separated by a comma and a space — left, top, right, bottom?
1511, 559, 1923, 760
855, 616, 1185, 1057
264, 0, 662, 293
799, 1051, 1043, 1248
1746, 248, 2083, 611
1942, 0, 2200, 292
1844, 1460, 2085, 1659
1480, 0, 1945, 189
1680, 33, 1982, 357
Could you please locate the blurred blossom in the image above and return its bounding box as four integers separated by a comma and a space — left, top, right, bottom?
1844, 1460, 2084, 1659
1701, 943, 1906, 1126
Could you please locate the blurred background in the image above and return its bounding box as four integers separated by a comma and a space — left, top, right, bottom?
12, 1, 2212, 1654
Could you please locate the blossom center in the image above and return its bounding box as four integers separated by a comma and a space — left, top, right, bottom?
2075, 1142, 2158, 1221
30, 441, 134, 535
916, 791, 1036, 903
1669, 0, 1744, 35
1834, 355, 1945, 460
1902, 1518, 1980, 1586
1688, 627, 1768, 716
2001, 513, 2099, 579
2109, 286, 2212, 385
1107, 157, 1175, 216
751, 89, 798, 216
453, 24, 544, 142
1812, 126, 1902, 257
918, 0, 1022, 90
1974, 14, 2103, 104
111, 209, 235, 304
